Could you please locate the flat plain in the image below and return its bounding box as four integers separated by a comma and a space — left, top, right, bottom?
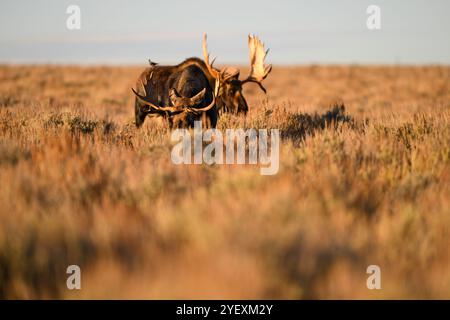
0, 64, 449, 298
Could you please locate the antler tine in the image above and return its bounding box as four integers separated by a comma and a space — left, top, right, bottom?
186, 92, 216, 115
202, 33, 220, 79
188, 76, 218, 114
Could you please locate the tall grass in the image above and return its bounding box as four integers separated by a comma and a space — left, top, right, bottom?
0, 65, 449, 298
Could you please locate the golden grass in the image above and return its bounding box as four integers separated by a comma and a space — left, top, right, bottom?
0, 64, 449, 299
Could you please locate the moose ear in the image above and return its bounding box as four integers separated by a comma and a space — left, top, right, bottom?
169, 88, 182, 106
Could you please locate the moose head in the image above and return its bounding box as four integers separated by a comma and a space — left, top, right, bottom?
132, 85, 216, 128
202, 33, 272, 114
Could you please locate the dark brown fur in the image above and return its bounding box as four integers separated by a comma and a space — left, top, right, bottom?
135, 58, 217, 128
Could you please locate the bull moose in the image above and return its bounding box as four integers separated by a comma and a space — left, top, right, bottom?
133, 59, 218, 128
132, 34, 272, 128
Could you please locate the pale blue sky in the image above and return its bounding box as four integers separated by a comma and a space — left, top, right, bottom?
0, 0, 449, 64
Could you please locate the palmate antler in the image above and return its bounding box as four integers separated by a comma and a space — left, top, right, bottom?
241, 35, 272, 93
202, 33, 272, 94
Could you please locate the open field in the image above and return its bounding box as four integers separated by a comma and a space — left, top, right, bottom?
0, 64, 449, 299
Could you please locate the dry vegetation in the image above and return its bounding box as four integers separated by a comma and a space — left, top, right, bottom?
0, 64, 449, 299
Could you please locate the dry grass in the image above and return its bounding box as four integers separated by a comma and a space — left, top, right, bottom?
0, 64, 449, 299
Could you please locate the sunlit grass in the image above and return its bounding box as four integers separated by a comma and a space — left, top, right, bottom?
0, 65, 449, 299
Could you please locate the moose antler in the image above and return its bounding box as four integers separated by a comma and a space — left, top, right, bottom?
202, 33, 220, 79
169, 88, 216, 115
132, 86, 182, 112
241, 35, 272, 93
169, 88, 206, 108
203, 33, 240, 81
132, 85, 215, 115
185, 92, 216, 115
